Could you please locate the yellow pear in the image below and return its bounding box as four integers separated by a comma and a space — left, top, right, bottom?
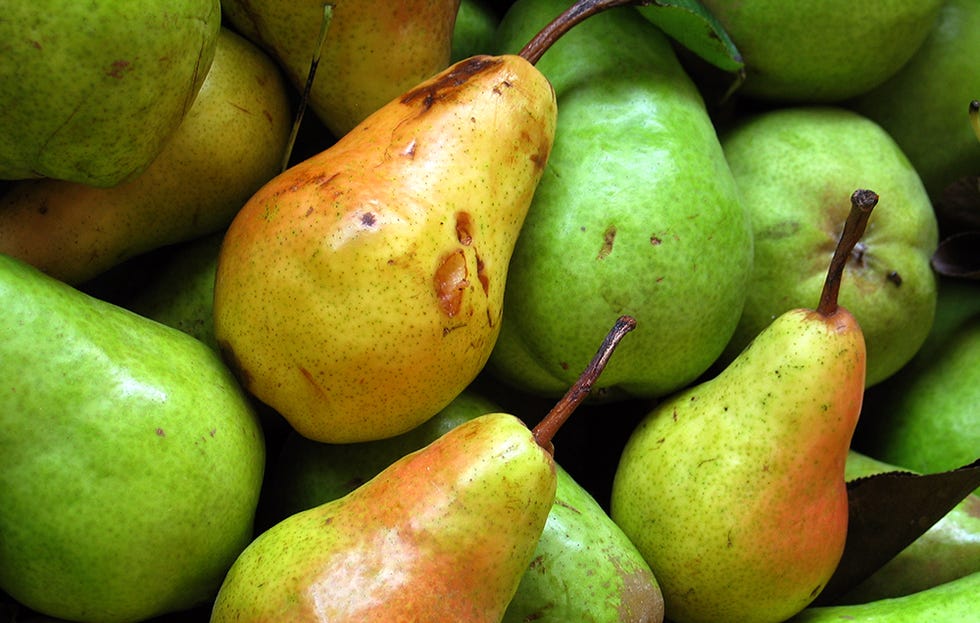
0, 28, 292, 285
213, 53, 557, 443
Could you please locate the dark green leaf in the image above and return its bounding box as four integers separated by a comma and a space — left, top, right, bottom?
634, 0, 743, 72
814, 458, 980, 605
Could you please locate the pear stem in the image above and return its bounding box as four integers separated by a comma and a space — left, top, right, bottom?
519, 0, 654, 65
280, 3, 335, 172
816, 189, 878, 317
969, 100, 980, 144
532, 315, 637, 454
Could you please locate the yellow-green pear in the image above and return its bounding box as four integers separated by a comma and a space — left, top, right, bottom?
611, 192, 877, 623
0, 28, 292, 285
0, 0, 221, 186
222, 0, 461, 138
213, 51, 556, 443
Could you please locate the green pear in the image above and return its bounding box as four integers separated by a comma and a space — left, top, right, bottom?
260, 389, 665, 623
222, 0, 460, 138
848, 0, 980, 200
213, 45, 557, 443
451, 0, 500, 62
0, 254, 265, 623
0, 27, 293, 285
611, 192, 876, 623
486, 0, 752, 401
699, 0, 944, 102
503, 464, 664, 623
835, 450, 980, 604
786, 571, 980, 623
856, 277, 980, 476
0, 0, 221, 186
126, 232, 226, 352
718, 106, 938, 387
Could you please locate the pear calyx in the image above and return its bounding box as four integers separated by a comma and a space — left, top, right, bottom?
532, 315, 637, 454
816, 189, 878, 317
519, 0, 655, 64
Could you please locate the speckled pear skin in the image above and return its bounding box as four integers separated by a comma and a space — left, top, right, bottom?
486, 0, 752, 402
222, 0, 461, 138
210, 412, 556, 623
611, 306, 866, 623
0, 0, 221, 186
213, 54, 557, 444
504, 465, 665, 623
0, 254, 265, 623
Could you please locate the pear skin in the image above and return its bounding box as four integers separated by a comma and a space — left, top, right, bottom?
0, 28, 292, 285
210, 412, 556, 622
213, 55, 557, 443
0, 254, 265, 623
222, 0, 461, 138
0, 0, 221, 186
786, 570, 980, 623
611, 193, 875, 623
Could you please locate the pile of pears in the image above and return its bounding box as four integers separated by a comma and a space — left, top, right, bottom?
1, 0, 978, 622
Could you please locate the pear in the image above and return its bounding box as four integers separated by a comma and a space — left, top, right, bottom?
485, 0, 752, 401
0, 0, 221, 186
856, 277, 980, 478
126, 232, 226, 352
0, 254, 265, 623
209, 316, 636, 622
0, 27, 293, 285
259, 388, 665, 623
717, 106, 938, 387
212, 39, 557, 443
786, 570, 980, 623
848, 0, 980, 200
221, 0, 461, 139
610, 191, 877, 623
699, 0, 944, 102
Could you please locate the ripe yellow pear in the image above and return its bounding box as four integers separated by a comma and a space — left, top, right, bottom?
213, 53, 556, 443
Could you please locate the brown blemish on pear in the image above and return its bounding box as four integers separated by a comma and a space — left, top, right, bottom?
434, 249, 469, 317
401, 56, 504, 112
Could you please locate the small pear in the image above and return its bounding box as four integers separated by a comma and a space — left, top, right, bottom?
213, 35, 558, 443
611, 191, 877, 623
209, 316, 636, 622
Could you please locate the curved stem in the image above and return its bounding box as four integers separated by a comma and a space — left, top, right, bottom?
532, 315, 637, 453
519, 0, 654, 65
817, 189, 878, 317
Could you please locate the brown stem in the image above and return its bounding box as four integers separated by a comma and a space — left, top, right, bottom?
532, 315, 637, 453
816, 189, 878, 317
280, 3, 335, 172
519, 0, 654, 65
